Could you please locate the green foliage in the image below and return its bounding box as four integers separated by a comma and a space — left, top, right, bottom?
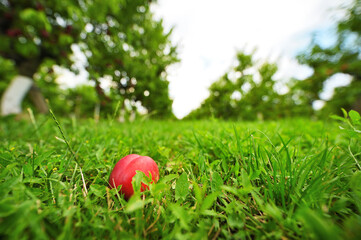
0, 0, 178, 118
186, 51, 311, 120
296, 0, 361, 115
66, 85, 99, 117
331, 108, 361, 138
0, 116, 361, 239
0, 56, 16, 97
81, 0, 178, 118
175, 172, 189, 202
331, 108, 361, 170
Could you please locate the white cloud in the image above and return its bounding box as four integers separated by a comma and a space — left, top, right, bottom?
152, 0, 349, 118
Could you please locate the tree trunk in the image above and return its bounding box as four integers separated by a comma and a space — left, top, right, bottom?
18, 59, 48, 114
28, 84, 48, 113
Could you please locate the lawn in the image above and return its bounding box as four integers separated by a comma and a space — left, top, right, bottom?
0, 115, 360, 239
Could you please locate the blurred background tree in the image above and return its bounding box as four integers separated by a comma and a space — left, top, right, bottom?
186, 51, 312, 120
0, 0, 178, 118
295, 0, 361, 116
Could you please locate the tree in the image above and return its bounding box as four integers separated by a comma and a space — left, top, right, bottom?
296, 0, 361, 115
0, 0, 177, 118
79, 0, 178, 118
186, 51, 306, 120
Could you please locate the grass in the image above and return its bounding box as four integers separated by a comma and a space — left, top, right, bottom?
1, 114, 361, 239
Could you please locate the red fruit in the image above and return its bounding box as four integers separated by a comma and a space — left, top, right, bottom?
109, 154, 159, 199
4, 12, 13, 19
6, 28, 22, 37
340, 63, 349, 71
40, 29, 50, 38
36, 3, 45, 11
60, 50, 67, 57
326, 68, 333, 76
114, 59, 123, 66
65, 25, 73, 34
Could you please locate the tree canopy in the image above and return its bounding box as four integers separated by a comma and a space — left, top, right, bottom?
296, 0, 361, 115
0, 0, 178, 118
186, 51, 310, 120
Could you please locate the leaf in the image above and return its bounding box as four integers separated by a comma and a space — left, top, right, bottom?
23, 163, 33, 177
0, 199, 16, 217
175, 172, 189, 201
95, 148, 103, 161
132, 171, 147, 194
350, 172, 361, 211
201, 192, 219, 212
0, 36, 10, 51
221, 185, 238, 195
263, 203, 283, 221
341, 108, 348, 118
159, 174, 178, 184
197, 155, 206, 173
297, 208, 341, 240
34, 151, 53, 168
150, 182, 168, 196
169, 203, 190, 230
0, 152, 13, 167
211, 172, 223, 192
209, 160, 221, 168
0, 175, 22, 195
90, 184, 105, 198
330, 114, 346, 122
233, 160, 240, 176
221, 159, 228, 173
59, 34, 73, 46
228, 212, 244, 229
350, 171, 361, 192
14, 41, 39, 58
157, 146, 171, 158
193, 181, 202, 204
125, 198, 152, 213
19, 8, 38, 22
201, 209, 221, 217
349, 110, 361, 125
241, 169, 251, 188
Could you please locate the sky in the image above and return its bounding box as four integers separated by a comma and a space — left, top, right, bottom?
151, 0, 350, 118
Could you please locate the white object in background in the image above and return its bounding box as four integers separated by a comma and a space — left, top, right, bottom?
1, 75, 33, 116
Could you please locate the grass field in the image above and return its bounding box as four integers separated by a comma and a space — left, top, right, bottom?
1, 114, 361, 239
